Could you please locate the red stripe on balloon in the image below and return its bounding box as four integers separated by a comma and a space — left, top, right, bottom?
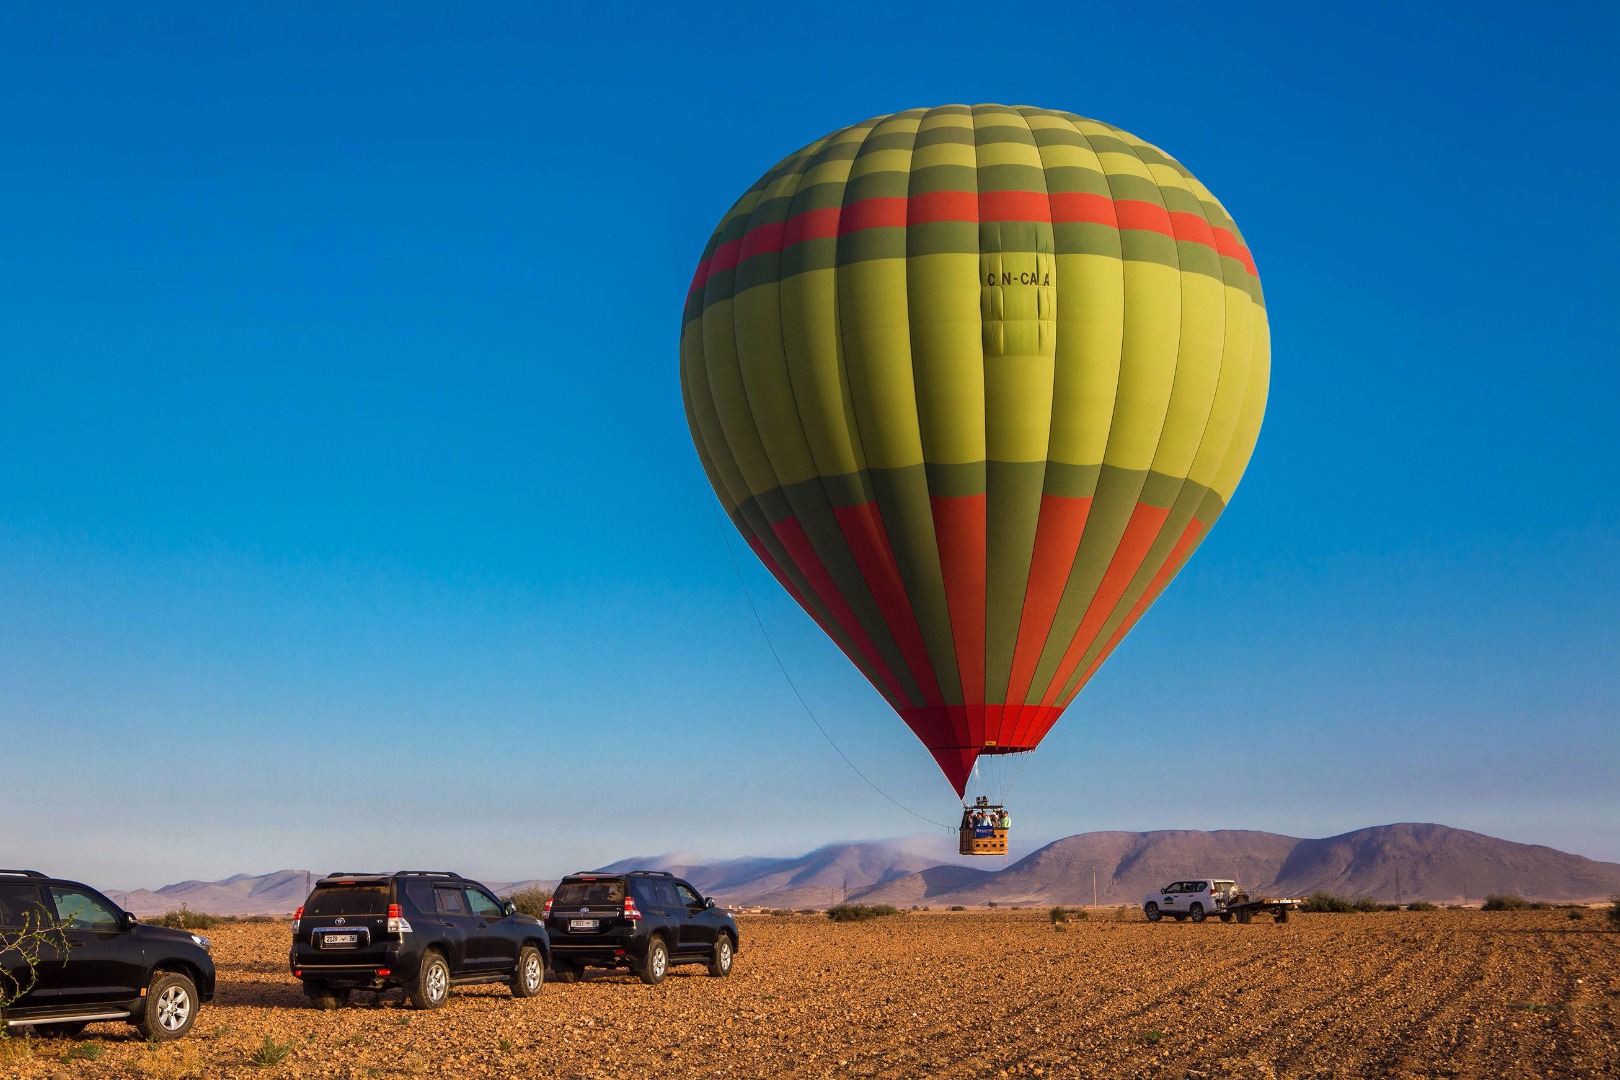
768, 517, 906, 704
1002, 494, 1093, 747
931, 495, 988, 749
833, 502, 944, 708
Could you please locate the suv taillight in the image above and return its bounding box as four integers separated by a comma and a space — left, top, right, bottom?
292, 906, 303, 933
387, 902, 412, 935
543, 898, 553, 917
623, 896, 642, 921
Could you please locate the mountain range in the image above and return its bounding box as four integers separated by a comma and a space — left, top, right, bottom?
101, 823, 1620, 915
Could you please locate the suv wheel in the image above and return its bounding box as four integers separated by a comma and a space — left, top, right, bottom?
511, 946, 545, 998
1143, 903, 1161, 922
305, 982, 350, 1010
552, 961, 581, 984
1189, 903, 1206, 923
410, 950, 451, 1009
707, 934, 734, 978
133, 971, 198, 1041
638, 937, 669, 985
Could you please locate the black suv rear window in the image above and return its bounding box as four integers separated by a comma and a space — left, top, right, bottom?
306, 885, 388, 916
553, 880, 624, 906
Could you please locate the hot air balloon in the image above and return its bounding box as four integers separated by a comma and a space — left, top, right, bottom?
680, 105, 1268, 847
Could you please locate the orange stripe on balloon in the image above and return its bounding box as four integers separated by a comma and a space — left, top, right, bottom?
1003, 494, 1093, 744
1067, 517, 1207, 701
1040, 502, 1171, 708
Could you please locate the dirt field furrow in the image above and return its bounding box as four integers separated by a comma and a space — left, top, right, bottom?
1, 909, 1615, 1079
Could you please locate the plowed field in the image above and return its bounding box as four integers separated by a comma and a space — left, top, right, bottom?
3, 909, 1616, 1078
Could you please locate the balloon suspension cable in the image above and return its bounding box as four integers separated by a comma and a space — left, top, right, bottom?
707, 497, 954, 832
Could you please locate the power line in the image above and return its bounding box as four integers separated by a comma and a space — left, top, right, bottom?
706, 497, 954, 832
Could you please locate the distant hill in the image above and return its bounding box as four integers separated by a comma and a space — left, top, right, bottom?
100, 824, 1620, 915
850, 824, 1620, 908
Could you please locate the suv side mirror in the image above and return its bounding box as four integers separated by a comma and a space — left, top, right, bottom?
503, 902, 517, 917
123, 910, 140, 931
705, 898, 715, 909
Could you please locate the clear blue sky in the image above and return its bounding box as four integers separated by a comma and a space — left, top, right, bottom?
3, 2, 1616, 888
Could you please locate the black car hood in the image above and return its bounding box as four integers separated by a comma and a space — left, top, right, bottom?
136, 923, 210, 946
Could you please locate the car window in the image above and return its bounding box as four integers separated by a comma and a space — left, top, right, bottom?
467, 889, 503, 917
306, 885, 388, 917
675, 883, 703, 909
0, 884, 47, 927
404, 881, 435, 913
553, 880, 624, 906
49, 887, 122, 930
435, 887, 468, 915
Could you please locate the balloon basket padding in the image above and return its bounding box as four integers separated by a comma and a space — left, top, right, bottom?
958, 828, 1009, 856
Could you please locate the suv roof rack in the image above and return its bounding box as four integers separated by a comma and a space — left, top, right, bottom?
392, 871, 466, 879
0, 869, 48, 879
568, 870, 671, 878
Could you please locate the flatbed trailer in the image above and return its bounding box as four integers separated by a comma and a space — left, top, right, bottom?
1226, 896, 1307, 923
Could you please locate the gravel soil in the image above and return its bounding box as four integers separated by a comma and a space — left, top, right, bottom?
2, 909, 1615, 1078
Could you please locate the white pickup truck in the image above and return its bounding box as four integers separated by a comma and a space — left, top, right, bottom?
1142, 879, 1305, 924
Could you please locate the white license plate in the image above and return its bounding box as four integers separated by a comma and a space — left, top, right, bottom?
321, 933, 359, 946
568, 919, 599, 931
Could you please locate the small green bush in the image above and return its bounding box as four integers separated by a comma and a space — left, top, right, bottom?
1567, 907, 1586, 920
795, 909, 818, 915
1405, 901, 1438, 912
948, 905, 966, 912
1607, 897, 1620, 930
61, 1043, 101, 1062
1482, 894, 1532, 911
1350, 896, 1384, 913
150, 905, 224, 930
826, 903, 901, 922
249, 1035, 293, 1067
500, 887, 553, 919
1302, 891, 1354, 913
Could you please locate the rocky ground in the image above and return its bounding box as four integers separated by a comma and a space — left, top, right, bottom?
2, 908, 1616, 1078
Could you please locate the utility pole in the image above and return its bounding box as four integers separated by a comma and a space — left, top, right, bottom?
1092, 867, 1097, 908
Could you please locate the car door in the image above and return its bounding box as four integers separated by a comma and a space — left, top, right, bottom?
0, 882, 59, 1009
672, 881, 717, 954
432, 885, 475, 975
1159, 882, 1184, 912
463, 887, 518, 973
38, 886, 147, 1006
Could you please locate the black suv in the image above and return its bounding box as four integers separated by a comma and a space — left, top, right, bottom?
544, 871, 737, 985
0, 869, 215, 1041
289, 871, 549, 1009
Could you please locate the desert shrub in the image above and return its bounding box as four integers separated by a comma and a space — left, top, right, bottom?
826, 904, 900, 922
228, 914, 281, 924
151, 905, 224, 930
249, 1035, 294, 1067
500, 887, 553, 919
1567, 908, 1586, 921
61, 1043, 101, 1062
1350, 897, 1384, 913
948, 905, 966, 912
1302, 891, 1354, 913
1378, 904, 1402, 912
986, 901, 997, 908
795, 909, 818, 915
767, 909, 792, 917
1112, 905, 1133, 921
1482, 894, 1531, 911
1607, 897, 1620, 930
1406, 901, 1438, 912
1049, 905, 1089, 926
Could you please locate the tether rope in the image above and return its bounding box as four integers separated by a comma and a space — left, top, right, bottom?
706, 497, 954, 832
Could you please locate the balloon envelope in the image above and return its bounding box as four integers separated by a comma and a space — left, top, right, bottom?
681, 105, 1269, 796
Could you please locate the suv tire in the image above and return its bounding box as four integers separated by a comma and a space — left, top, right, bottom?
511, 946, 544, 998
552, 961, 581, 984
410, 950, 451, 1009
1189, 903, 1206, 923
133, 971, 198, 1041
1143, 903, 1161, 922
638, 936, 669, 985
305, 983, 349, 1010
707, 934, 734, 978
